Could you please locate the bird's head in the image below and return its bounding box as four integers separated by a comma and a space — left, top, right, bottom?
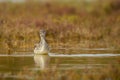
40, 29, 46, 38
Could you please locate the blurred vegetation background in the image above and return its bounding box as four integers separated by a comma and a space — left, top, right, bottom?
0, 0, 120, 54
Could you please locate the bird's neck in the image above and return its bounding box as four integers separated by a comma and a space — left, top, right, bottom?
40, 36, 46, 43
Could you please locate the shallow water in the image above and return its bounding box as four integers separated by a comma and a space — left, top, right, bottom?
0, 51, 120, 79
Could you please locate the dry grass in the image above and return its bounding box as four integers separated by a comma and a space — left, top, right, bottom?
0, 0, 120, 54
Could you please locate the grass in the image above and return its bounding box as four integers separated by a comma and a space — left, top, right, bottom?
0, 0, 120, 54
0, 1, 120, 80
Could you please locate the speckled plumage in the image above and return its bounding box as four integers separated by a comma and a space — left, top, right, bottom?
34, 30, 49, 55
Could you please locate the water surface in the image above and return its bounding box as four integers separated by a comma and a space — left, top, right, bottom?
0, 51, 120, 79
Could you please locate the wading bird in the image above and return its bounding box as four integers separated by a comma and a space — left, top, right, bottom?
34, 30, 49, 55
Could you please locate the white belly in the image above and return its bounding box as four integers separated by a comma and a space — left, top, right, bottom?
34, 46, 49, 55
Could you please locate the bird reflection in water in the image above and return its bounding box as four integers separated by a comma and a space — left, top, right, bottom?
34, 55, 50, 70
